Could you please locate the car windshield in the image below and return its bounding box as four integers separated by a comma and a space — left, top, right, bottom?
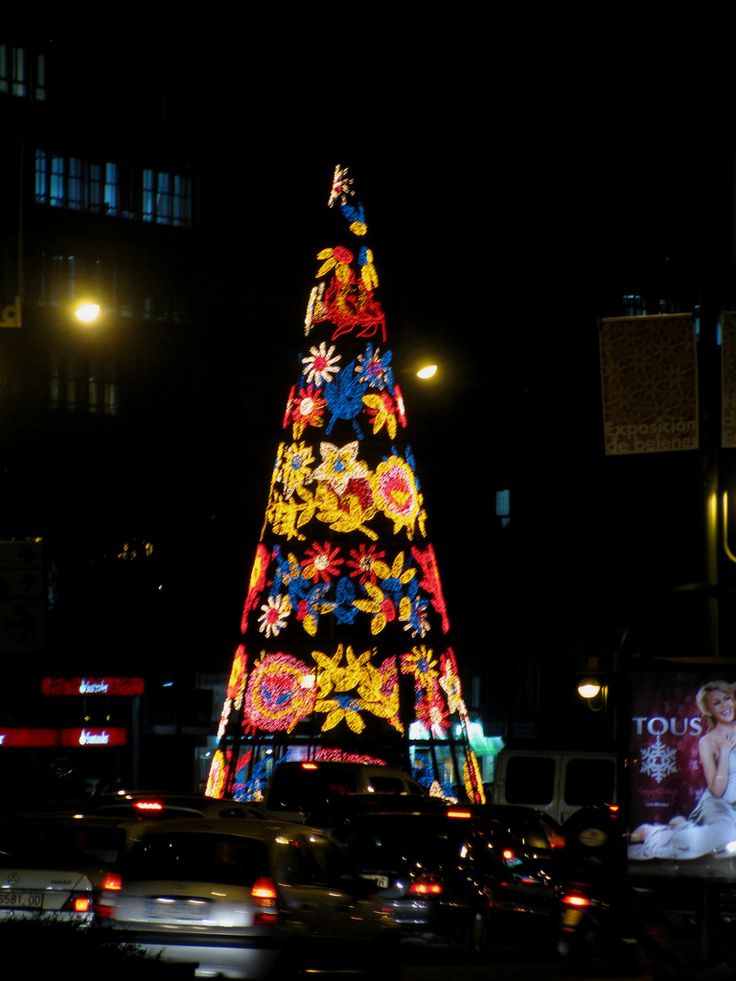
0, 822, 126, 868
125, 832, 271, 886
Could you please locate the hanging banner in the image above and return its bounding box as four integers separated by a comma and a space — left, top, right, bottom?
721, 312, 736, 448
628, 664, 736, 881
599, 314, 698, 455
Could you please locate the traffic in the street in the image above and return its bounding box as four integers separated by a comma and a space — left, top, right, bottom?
0, 777, 721, 981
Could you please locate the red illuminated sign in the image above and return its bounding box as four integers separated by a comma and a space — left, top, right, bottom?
0, 729, 58, 747
41, 677, 145, 697
60, 727, 128, 747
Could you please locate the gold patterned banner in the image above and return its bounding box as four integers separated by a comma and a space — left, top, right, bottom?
721, 312, 736, 448
599, 314, 698, 455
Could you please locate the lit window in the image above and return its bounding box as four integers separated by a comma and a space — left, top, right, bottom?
104, 162, 118, 215
495, 489, 510, 529
50, 156, 65, 208
11, 46, 25, 97
68, 158, 83, 210
34, 149, 47, 203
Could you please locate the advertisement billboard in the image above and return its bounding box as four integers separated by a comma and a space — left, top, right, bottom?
628, 664, 736, 879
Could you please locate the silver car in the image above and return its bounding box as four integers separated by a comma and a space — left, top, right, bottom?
97, 816, 401, 979
0, 815, 118, 925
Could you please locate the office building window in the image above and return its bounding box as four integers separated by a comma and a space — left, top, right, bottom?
34, 148, 47, 202
50, 155, 65, 208
496, 488, 511, 529
68, 158, 83, 210
51, 354, 118, 416
0, 45, 45, 100
104, 161, 118, 216
34, 150, 191, 227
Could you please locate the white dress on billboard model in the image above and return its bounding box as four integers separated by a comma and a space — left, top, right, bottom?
628, 681, 736, 861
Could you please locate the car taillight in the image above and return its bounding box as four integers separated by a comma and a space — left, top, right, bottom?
409, 877, 443, 896
62, 893, 92, 913
133, 799, 164, 813
102, 873, 122, 891
562, 893, 591, 908
446, 808, 472, 819
252, 876, 279, 925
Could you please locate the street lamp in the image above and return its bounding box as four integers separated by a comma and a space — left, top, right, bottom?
577, 679, 602, 700
72, 299, 102, 325
416, 363, 438, 380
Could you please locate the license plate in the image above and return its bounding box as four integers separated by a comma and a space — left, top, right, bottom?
145, 899, 207, 919
0, 891, 44, 909
562, 908, 583, 927
360, 874, 389, 889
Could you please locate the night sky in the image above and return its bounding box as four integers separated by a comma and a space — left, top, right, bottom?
33, 29, 736, 678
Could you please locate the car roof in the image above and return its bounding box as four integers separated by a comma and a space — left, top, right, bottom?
125, 816, 316, 839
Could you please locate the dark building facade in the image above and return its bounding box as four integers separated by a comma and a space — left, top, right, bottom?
0, 36, 221, 795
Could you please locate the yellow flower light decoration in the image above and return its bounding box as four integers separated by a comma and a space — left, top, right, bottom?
279, 441, 315, 499
205, 749, 227, 798
312, 642, 374, 696
227, 645, 248, 704
313, 481, 378, 539
363, 392, 398, 438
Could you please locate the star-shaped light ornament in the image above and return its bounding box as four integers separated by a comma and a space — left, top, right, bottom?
328, 164, 354, 208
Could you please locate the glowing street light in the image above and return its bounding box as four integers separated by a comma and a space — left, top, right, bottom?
416, 363, 438, 380
577, 679, 602, 700
73, 299, 102, 325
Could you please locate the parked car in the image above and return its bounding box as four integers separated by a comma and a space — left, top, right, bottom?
330, 805, 565, 957
96, 816, 401, 979
0, 812, 130, 926
88, 790, 267, 822
10, 790, 266, 823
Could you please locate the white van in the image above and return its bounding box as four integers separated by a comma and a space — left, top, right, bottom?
490, 748, 618, 826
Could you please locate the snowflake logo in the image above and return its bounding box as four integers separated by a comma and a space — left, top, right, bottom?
640, 734, 678, 784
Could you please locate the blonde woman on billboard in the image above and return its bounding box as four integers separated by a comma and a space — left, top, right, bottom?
629, 680, 736, 860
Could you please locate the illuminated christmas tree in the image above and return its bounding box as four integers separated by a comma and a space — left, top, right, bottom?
207, 166, 484, 804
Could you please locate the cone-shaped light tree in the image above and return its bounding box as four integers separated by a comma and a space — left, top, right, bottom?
207, 166, 485, 804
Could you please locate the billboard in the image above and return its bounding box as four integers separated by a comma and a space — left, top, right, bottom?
628, 664, 736, 879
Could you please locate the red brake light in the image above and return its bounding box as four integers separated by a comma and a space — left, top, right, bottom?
251, 876, 278, 904
133, 800, 164, 812
563, 893, 591, 908
446, 808, 472, 819
102, 872, 122, 891
63, 893, 92, 913
252, 876, 279, 925
409, 878, 443, 896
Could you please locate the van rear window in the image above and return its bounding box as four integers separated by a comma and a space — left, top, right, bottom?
563, 758, 616, 805
504, 757, 555, 805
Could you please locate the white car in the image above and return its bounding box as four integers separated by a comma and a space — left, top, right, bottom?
97, 816, 401, 979
0, 814, 124, 925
